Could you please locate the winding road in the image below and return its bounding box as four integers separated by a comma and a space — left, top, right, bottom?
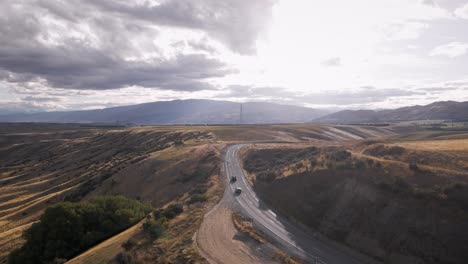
224, 144, 366, 264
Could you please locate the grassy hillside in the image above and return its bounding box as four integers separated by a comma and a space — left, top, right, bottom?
243, 132, 468, 264
8, 196, 151, 264
0, 122, 424, 263
0, 124, 220, 263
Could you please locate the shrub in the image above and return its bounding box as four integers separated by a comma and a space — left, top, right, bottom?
189, 186, 207, 195
409, 161, 419, 171
143, 219, 166, 239
330, 150, 351, 161
177, 169, 211, 183
188, 194, 208, 204
353, 160, 366, 169
115, 252, 132, 264
257, 171, 276, 182
154, 203, 184, 219
8, 196, 151, 264
122, 238, 137, 251
162, 204, 184, 219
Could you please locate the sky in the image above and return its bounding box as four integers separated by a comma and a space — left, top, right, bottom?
1, 0, 468, 112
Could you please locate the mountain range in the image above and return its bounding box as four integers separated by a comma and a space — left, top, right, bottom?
0, 99, 328, 125
1, 100, 467, 125
313, 101, 468, 124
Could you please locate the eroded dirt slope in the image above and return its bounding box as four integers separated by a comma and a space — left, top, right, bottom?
243, 134, 468, 264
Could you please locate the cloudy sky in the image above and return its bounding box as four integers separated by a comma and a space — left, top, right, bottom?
1, 0, 468, 112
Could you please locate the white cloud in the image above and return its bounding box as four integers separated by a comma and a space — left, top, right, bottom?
429, 42, 468, 58
455, 3, 468, 19
1, 0, 467, 112
382, 21, 429, 40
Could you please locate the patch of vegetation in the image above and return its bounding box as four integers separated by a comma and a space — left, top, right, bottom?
177, 168, 211, 183
364, 144, 406, 157
8, 196, 151, 264
232, 212, 264, 244
327, 149, 351, 161
409, 160, 419, 171
187, 193, 208, 204
274, 251, 300, 264
154, 204, 184, 219
115, 252, 132, 264
244, 147, 319, 174
143, 219, 168, 240
122, 238, 137, 251
256, 170, 277, 182
143, 203, 184, 240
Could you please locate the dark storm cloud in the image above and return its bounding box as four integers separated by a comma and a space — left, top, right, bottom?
0, 39, 232, 91
0, 0, 261, 92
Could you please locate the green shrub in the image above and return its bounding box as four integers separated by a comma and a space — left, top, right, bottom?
162, 204, 184, 219
143, 219, 166, 239
189, 186, 208, 195
153, 203, 184, 220
188, 194, 208, 204
8, 196, 151, 264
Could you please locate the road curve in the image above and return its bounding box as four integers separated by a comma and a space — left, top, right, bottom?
224, 144, 365, 264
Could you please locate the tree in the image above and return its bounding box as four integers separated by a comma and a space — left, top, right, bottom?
8, 196, 151, 264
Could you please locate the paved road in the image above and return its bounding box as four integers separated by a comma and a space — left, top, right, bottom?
224, 144, 364, 264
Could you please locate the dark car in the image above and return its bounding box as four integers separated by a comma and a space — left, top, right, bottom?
235, 187, 242, 194
230, 176, 237, 183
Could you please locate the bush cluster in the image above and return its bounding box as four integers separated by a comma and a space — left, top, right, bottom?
8, 196, 151, 264
143, 203, 184, 240
188, 194, 208, 204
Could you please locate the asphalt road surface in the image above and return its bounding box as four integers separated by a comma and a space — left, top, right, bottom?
224, 144, 364, 264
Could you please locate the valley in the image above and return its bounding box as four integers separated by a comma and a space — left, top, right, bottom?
1, 123, 467, 264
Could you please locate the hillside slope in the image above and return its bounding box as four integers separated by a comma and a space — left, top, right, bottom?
314, 101, 468, 124
0, 99, 328, 125
0, 124, 221, 263
242, 134, 468, 264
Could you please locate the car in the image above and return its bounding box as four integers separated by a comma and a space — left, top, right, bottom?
230, 176, 237, 183
235, 187, 242, 194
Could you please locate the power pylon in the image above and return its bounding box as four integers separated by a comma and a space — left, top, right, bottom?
239, 103, 243, 125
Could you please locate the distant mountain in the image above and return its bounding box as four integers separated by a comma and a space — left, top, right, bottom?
313, 101, 468, 124
0, 99, 329, 125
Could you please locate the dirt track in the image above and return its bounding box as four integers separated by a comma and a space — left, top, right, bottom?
196, 205, 278, 264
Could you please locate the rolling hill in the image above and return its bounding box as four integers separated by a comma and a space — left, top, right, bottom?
313, 101, 468, 124
0, 99, 328, 125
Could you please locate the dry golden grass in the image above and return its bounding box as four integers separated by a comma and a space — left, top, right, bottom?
0, 124, 217, 262
66, 220, 144, 264
393, 139, 468, 151
231, 212, 265, 244
119, 171, 224, 264
242, 131, 468, 264
274, 251, 301, 264
129, 124, 397, 142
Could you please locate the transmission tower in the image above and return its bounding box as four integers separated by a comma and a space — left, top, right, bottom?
239, 103, 243, 125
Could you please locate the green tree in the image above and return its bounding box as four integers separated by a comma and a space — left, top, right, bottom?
8, 196, 151, 264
